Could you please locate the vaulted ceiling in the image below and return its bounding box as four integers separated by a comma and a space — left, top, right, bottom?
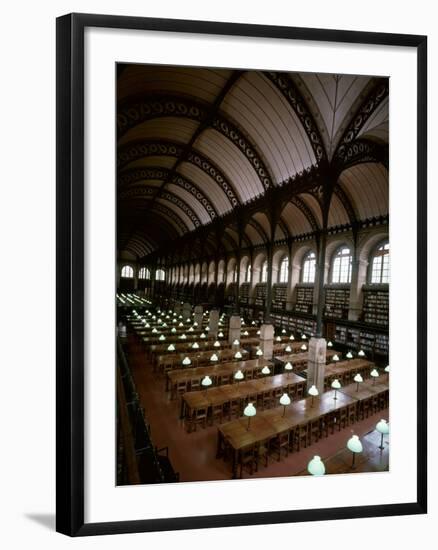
117, 65, 389, 260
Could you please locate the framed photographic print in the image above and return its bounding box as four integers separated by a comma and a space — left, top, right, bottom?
56, 13, 427, 536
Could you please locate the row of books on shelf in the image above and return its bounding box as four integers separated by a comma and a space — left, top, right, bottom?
334, 325, 389, 355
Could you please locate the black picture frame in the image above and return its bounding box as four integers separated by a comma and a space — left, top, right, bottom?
56, 12, 427, 537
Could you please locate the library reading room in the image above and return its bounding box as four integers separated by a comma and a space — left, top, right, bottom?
116, 64, 389, 484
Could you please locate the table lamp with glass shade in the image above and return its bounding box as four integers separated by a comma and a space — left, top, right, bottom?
232, 339, 240, 346
213, 340, 221, 348
376, 419, 389, 450
370, 368, 380, 384
243, 402, 256, 430
285, 345, 292, 353
182, 356, 191, 366
145, 323, 150, 328
188, 326, 194, 332
178, 322, 184, 327
171, 327, 176, 333
167, 343, 176, 352
159, 334, 166, 341
279, 392, 291, 416
152, 315, 156, 320
302, 334, 307, 340
234, 351, 243, 360
234, 370, 244, 384
206, 325, 210, 332
180, 333, 187, 340
289, 334, 295, 341
358, 349, 366, 357
257, 330, 261, 336
152, 327, 158, 334
261, 365, 271, 382
192, 342, 199, 349
284, 362, 293, 377
172, 319, 177, 324
200, 333, 206, 339
186, 318, 191, 323
308, 384, 319, 407
282, 328, 286, 334
193, 321, 198, 327
347, 434, 363, 468
162, 323, 167, 328
256, 348, 263, 357
354, 373, 363, 391
307, 455, 326, 476
218, 331, 224, 338
331, 378, 341, 400
327, 341, 333, 348
201, 375, 212, 391
384, 365, 390, 380
332, 354, 340, 362
243, 330, 249, 336
346, 351, 353, 359
300, 343, 307, 351
252, 321, 256, 325
276, 336, 282, 342
210, 353, 219, 363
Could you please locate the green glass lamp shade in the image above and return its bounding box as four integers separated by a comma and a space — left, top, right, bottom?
307, 455, 326, 476
201, 375, 212, 387
347, 435, 363, 453
279, 393, 291, 406
234, 370, 244, 381
308, 385, 319, 397
331, 379, 341, 390
243, 403, 257, 417
376, 419, 389, 434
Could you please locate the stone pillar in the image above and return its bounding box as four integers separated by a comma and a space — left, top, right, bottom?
182, 302, 192, 320
259, 323, 274, 360
348, 259, 368, 321
307, 337, 327, 394
208, 309, 219, 338
194, 305, 203, 326
228, 315, 241, 345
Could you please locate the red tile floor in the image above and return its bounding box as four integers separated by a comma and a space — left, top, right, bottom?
127, 334, 389, 482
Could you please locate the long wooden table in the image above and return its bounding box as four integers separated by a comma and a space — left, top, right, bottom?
155, 348, 250, 373
166, 358, 273, 396
217, 379, 389, 478
182, 372, 306, 430
322, 358, 374, 388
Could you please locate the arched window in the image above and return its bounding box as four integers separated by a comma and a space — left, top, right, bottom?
121, 265, 133, 278
156, 269, 165, 281
370, 242, 390, 284
260, 261, 268, 283
302, 252, 316, 283
246, 263, 252, 283
232, 266, 237, 283
331, 247, 352, 283
138, 267, 150, 280
279, 257, 289, 283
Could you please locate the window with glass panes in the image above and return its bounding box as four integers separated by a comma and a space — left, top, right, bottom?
279, 257, 288, 283
261, 261, 268, 282
331, 247, 352, 283
371, 242, 390, 284
121, 265, 134, 278
138, 267, 150, 279
246, 264, 251, 282
156, 269, 165, 281
302, 252, 316, 283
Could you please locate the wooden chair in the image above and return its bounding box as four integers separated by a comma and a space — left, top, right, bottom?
190, 378, 201, 392
347, 403, 357, 426
309, 418, 322, 444
239, 444, 257, 478
259, 390, 272, 410
227, 398, 242, 420
294, 423, 309, 452
321, 412, 334, 438
210, 403, 224, 426
191, 406, 208, 432
270, 431, 289, 461
255, 440, 269, 471
334, 407, 348, 432
176, 380, 187, 398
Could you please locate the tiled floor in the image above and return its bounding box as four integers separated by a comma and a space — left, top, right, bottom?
128, 334, 389, 482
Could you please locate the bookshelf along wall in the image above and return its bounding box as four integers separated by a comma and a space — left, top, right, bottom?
255, 283, 267, 307
362, 287, 389, 326
334, 324, 389, 357
295, 285, 314, 314
239, 282, 250, 304
324, 286, 350, 319
272, 284, 287, 310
